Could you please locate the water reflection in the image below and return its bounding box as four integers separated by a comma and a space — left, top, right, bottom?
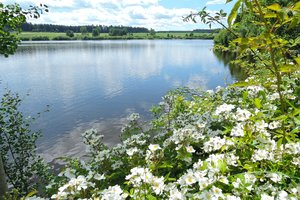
0, 40, 239, 161
213, 50, 247, 81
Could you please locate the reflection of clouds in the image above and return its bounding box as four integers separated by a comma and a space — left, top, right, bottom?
9, 41, 219, 100
0, 40, 236, 160
171, 79, 182, 88
187, 75, 209, 90
89, 41, 218, 97
39, 117, 125, 162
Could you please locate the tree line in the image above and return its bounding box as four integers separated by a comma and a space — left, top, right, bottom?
21, 22, 150, 33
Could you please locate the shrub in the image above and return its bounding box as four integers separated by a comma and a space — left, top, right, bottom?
44, 71, 300, 199
52, 36, 72, 40
0, 91, 51, 195
66, 30, 74, 38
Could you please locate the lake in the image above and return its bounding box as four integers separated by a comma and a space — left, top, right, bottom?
0, 40, 238, 161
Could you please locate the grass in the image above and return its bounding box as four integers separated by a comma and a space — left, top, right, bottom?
19, 32, 216, 41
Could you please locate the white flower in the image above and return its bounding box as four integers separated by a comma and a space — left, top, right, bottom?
101, 185, 127, 200
261, 193, 274, 200
210, 186, 224, 199
69, 175, 88, 191
268, 173, 282, 183
247, 85, 264, 97
215, 103, 235, 115
169, 188, 184, 200
151, 177, 165, 195
127, 113, 140, 121
252, 149, 270, 161
233, 178, 242, 188
148, 144, 161, 152
94, 173, 105, 181
186, 146, 195, 153
255, 120, 268, 132
226, 195, 241, 200
268, 121, 281, 129
219, 176, 229, 184
235, 108, 252, 121
178, 170, 196, 186
231, 123, 244, 137
277, 191, 288, 200
284, 142, 300, 154
203, 137, 226, 153
292, 157, 300, 166
126, 147, 139, 157
206, 90, 214, 95
269, 92, 280, 100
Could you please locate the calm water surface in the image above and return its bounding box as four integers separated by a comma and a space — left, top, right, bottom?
0, 40, 237, 161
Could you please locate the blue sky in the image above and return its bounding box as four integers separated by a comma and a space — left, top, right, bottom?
4, 0, 235, 30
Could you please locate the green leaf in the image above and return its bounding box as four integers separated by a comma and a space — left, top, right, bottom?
230, 81, 255, 87
158, 162, 173, 169
228, 0, 242, 27
267, 3, 281, 11
295, 57, 300, 66
25, 190, 37, 198
264, 12, 277, 19
218, 160, 227, 173
226, 0, 233, 3
277, 138, 283, 147
278, 64, 300, 73
294, 117, 300, 125
254, 98, 261, 109
288, 15, 300, 30
294, 2, 300, 11
147, 194, 157, 200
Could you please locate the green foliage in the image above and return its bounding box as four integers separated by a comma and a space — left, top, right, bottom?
31, 36, 49, 41
42, 70, 300, 199
80, 26, 88, 35
0, 2, 49, 198
149, 28, 156, 36
66, 30, 74, 37
214, 29, 235, 46
109, 27, 128, 36
0, 3, 48, 57
52, 36, 72, 40
92, 27, 100, 37
0, 91, 51, 195
0, 3, 25, 57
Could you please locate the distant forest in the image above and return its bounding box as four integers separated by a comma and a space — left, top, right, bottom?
21, 23, 149, 33
21, 22, 219, 33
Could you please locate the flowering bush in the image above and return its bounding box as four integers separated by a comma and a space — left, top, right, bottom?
39, 70, 300, 200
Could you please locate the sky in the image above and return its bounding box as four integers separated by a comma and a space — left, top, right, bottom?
3, 0, 235, 31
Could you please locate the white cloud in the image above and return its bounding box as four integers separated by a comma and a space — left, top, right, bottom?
3, 0, 218, 30
206, 0, 226, 5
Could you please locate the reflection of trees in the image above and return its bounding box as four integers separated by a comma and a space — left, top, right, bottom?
213, 50, 247, 81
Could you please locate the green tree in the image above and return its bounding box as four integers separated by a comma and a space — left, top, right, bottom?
0, 3, 47, 57
92, 27, 100, 37
108, 27, 128, 36
66, 30, 74, 37
80, 26, 88, 35
0, 91, 51, 194
149, 28, 156, 36
0, 2, 49, 197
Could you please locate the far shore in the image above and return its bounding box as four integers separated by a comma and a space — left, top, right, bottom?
19, 31, 216, 41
